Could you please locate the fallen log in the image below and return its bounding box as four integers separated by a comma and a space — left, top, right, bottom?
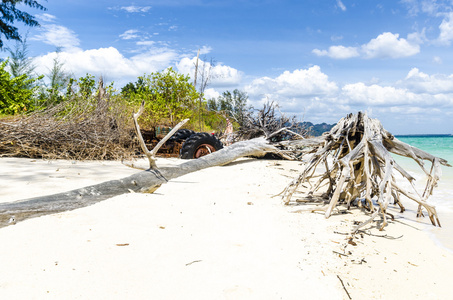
0, 137, 278, 228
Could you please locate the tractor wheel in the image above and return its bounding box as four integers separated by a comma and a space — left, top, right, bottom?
180, 132, 223, 159
168, 129, 195, 142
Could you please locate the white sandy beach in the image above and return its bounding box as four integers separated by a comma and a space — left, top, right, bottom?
0, 157, 453, 299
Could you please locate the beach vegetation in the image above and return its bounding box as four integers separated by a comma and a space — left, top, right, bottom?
207, 89, 251, 129
5, 37, 37, 80
41, 51, 72, 106
121, 68, 201, 128
0, 60, 42, 114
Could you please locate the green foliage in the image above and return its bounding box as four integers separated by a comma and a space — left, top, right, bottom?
0, 60, 41, 114
208, 89, 251, 128
207, 98, 218, 111
6, 37, 48, 108
78, 74, 96, 99
198, 105, 226, 133
46, 51, 71, 105
36, 72, 96, 110
0, 1, 46, 48
122, 67, 199, 127
63, 74, 96, 100
6, 37, 36, 79
121, 82, 137, 96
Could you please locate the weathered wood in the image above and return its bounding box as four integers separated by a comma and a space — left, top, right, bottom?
0, 138, 278, 228
132, 100, 189, 169
280, 112, 451, 231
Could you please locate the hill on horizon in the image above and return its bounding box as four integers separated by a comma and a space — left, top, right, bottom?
301, 122, 335, 137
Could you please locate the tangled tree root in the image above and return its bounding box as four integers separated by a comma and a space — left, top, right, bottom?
278, 112, 451, 231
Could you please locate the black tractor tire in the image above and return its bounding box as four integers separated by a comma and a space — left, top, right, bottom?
180, 132, 223, 159
168, 129, 196, 143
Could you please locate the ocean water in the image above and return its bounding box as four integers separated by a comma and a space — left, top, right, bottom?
393, 136, 453, 252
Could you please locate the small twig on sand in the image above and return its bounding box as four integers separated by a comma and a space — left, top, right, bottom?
337, 275, 352, 299
357, 230, 403, 240
333, 231, 350, 235
333, 251, 349, 257
185, 260, 202, 266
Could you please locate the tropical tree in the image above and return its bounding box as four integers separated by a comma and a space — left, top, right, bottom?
47, 51, 71, 100
0, 60, 41, 114
123, 68, 199, 127
6, 36, 36, 79
0, 0, 47, 48
209, 89, 251, 128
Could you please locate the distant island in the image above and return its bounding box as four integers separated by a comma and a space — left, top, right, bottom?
299, 123, 452, 138
301, 122, 335, 136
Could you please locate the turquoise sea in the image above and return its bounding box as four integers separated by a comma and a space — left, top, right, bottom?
394, 135, 453, 252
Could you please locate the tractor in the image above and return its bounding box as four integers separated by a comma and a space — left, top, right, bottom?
140, 126, 223, 159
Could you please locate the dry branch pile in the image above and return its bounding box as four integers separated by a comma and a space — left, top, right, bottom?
279, 112, 451, 231
0, 98, 138, 160
235, 101, 308, 143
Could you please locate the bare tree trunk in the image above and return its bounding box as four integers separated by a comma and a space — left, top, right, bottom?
0, 138, 277, 228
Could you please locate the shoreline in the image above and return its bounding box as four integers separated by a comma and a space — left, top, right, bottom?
1, 157, 452, 299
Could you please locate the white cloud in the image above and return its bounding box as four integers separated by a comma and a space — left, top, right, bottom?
432, 56, 442, 64
401, 2, 453, 46
119, 29, 140, 40
136, 41, 155, 46
35, 13, 57, 22
361, 32, 420, 58
199, 45, 212, 55
240, 66, 453, 131
341, 72, 453, 109
34, 46, 180, 87
210, 64, 242, 87
203, 88, 220, 99
401, 0, 442, 16
400, 68, 453, 94
407, 29, 426, 44
175, 57, 242, 87
341, 83, 419, 106
312, 45, 359, 59
32, 24, 80, 50
244, 66, 339, 113
437, 12, 453, 45
120, 6, 151, 13
401, 0, 419, 16
336, 0, 346, 11
313, 32, 420, 60
246, 66, 338, 98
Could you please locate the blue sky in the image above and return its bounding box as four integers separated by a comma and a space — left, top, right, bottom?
3, 0, 453, 134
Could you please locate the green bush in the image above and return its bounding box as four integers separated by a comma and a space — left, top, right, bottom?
0, 61, 42, 114
122, 68, 199, 127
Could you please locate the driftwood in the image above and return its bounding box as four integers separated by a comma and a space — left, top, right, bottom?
132, 101, 189, 169
279, 112, 451, 231
0, 137, 278, 228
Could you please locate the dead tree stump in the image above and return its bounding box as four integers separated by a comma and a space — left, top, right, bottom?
279, 112, 451, 231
